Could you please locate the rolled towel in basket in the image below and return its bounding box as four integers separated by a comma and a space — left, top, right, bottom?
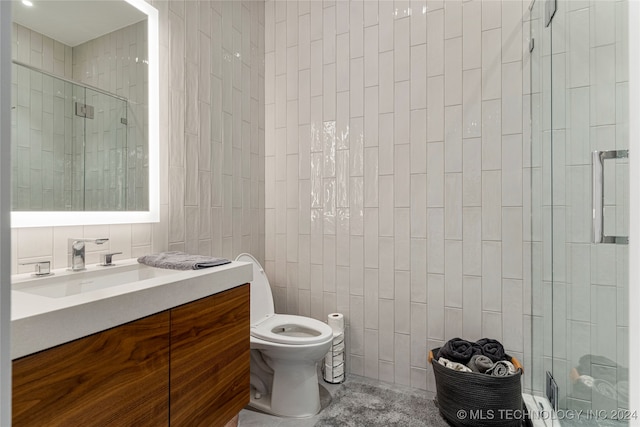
593, 379, 617, 399
437, 338, 482, 364
438, 357, 472, 373
487, 360, 517, 377
467, 354, 494, 373
476, 338, 507, 362
575, 355, 628, 384
138, 251, 231, 270
617, 381, 629, 401
577, 375, 595, 388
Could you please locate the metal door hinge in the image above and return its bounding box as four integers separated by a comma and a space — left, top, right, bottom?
75, 102, 94, 119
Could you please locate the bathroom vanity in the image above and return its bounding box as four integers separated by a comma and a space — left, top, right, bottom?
11, 260, 252, 427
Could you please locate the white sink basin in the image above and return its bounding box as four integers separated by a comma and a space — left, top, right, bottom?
11, 258, 252, 359
13, 263, 181, 298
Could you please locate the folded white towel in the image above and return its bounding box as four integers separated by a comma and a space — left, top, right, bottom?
438, 357, 472, 373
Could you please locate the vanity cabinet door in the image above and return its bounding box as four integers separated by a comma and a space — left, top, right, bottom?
170, 284, 250, 427
12, 311, 170, 427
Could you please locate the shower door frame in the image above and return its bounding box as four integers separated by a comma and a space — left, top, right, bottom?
530, 0, 639, 417
627, 0, 640, 418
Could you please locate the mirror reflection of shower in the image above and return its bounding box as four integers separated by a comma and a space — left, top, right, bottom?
10, 2, 148, 212
11, 61, 136, 211
570, 355, 629, 412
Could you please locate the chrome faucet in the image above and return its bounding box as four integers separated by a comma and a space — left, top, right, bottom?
68, 238, 109, 271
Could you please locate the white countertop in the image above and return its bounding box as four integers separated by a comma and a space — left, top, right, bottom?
11, 259, 252, 359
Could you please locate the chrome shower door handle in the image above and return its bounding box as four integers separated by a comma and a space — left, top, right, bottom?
592, 149, 629, 244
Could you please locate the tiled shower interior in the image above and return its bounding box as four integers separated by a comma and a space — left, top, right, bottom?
529, 0, 629, 413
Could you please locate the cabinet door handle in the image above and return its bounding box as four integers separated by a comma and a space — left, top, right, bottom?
592, 149, 628, 244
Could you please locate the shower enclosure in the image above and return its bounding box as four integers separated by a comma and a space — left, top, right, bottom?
11, 62, 133, 212
529, 0, 629, 423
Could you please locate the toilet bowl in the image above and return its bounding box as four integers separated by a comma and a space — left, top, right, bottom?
235, 253, 333, 418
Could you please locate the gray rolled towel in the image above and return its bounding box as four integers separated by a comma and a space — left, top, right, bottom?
476, 338, 506, 362
576, 355, 627, 384
138, 251, 231, 270
593, 379, 617, 399
617, 381, 629, 401
486, 360, 517, 377
467, 355, 494, 373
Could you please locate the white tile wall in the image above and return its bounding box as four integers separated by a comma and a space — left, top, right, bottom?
265, 0, 528, 391
163, 0, 264, 265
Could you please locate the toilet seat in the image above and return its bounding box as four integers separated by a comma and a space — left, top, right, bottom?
235, 253, 333, 346
251, 314, 333, 345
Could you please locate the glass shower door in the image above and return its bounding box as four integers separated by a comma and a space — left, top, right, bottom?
10, 62, 133, 213
542, 0, 629, 420
82, 88, 128, 211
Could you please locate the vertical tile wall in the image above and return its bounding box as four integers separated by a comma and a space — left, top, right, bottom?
11, 23, 72, 78
265, 0, 528, 392
162, 0, 265, 262
12, 0, 265, 274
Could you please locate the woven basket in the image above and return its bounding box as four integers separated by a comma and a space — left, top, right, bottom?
429, 348, 524, 427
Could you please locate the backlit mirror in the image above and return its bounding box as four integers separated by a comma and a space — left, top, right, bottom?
10, 0, 158, 227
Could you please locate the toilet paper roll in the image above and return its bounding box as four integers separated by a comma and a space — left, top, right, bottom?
330, 346, 345, 357
322, 363, 345, 384
332, 332, 344, 345
332, 341, 345, 353
325, 351, 345, 367
330, 373, 345, 383
324, 362, 345, 378
327, 350, 344, 359
328, 313, 344, 334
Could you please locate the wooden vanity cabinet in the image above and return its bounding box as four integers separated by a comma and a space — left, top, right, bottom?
12, 284, 250, 427
12, 311, 171, 427
170, 283, 250, 426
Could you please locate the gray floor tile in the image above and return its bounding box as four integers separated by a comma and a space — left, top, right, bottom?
238, 375, 443, 427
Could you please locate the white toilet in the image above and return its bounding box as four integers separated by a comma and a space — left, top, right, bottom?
236, 253, 334, 418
